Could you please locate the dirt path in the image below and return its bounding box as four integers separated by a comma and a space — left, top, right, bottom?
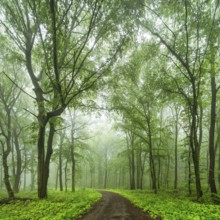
77, 191, 160, 220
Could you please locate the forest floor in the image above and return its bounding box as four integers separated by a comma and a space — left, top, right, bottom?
77, 191, 161, 220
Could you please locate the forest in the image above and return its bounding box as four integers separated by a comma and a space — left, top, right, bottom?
0, 0, 220, 219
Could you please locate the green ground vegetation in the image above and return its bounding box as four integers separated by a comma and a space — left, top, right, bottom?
114, 190, 220, 220
0, 189, 101, 220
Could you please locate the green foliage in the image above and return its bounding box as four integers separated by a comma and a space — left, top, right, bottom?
0, 189, 101, 220
114, 190, 220, 220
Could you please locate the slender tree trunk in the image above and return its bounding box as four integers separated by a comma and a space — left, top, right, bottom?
104, 164, 107, 189
55, 167, 59, 190
126, 132, 135, 190
30, 149, 35, 191
70, 138, 75, 192
13, 128, 22, 193
59, 136, 63, 191
64, 159, 68, 192
174, 108, 179, 190
208, 76, 217, 194
219, 145, 220, 189
136, 149, 141, 189
0, 160, 2, 190
157, 154, 161, 190
147, 115, 157, 194
11, 142, 15, 182
130, 145, 135, 190
188, 145, 192, 195
140, 151, 147, 190
166, 151, 170, 189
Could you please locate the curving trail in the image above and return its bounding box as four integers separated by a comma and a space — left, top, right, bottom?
77, 191, 161, 220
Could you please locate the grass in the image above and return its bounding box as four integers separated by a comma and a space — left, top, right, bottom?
0, 189, 101, 220
113, 190, 220, 220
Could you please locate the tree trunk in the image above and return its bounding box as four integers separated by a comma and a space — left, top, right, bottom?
147, 115, 157, 194
64, 159, 68, 192
208, 76, 217, 194
13, 128, 22, 193
2, 110, 15, 199
3, 152, 14, 199
59, 135, 63, 191
45, 122, 55, 195
190, 83, 203, 199
140, 151, 147, 190
174, 108, 179, 190
104, 163, 107, 189
71, 148, 75, 192
55, 167, 59, 190
166, 151, 170, 189
219, 144, 220, 190
37, 122, 46, 199
136, 149, 141, 189
30, 149, 36, 191
208, 36, 218, 195
188, 145, 192, 195
157, 153, 161, 190
23, 145, 27, 190
0, 161, 2, 190
130, 145, 135, 190
70, 137, 75, 192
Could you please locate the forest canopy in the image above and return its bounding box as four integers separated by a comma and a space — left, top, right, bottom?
0, 0, 219, 206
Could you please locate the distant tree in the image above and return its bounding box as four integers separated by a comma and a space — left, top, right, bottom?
0, 74, 21, 199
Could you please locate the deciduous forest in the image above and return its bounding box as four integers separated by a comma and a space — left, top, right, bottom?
0, 0, 220, 219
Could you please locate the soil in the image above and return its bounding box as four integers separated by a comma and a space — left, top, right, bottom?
77, 191, 162, 220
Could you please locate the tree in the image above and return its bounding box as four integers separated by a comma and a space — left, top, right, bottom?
0, 0, 132, 198
141, 0, 219, 199
0, 74, 21, 199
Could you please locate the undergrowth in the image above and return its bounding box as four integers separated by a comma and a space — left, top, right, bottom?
113, 190, 220, 220
0, 189, 101, 220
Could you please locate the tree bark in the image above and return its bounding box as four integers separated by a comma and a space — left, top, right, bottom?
188, 145, 192, 195
59, 134, 64, 191
147, 111, 157, 194
208, 76, 217, 194
3, 154, 14, 199
1, 109, 15, 199
64, 159, 68, 192
174, 107, 179, 190
13, 128, 22, 193
45, 122, 55, 195
70, 132, 75, 192
37, 122, 46, 199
